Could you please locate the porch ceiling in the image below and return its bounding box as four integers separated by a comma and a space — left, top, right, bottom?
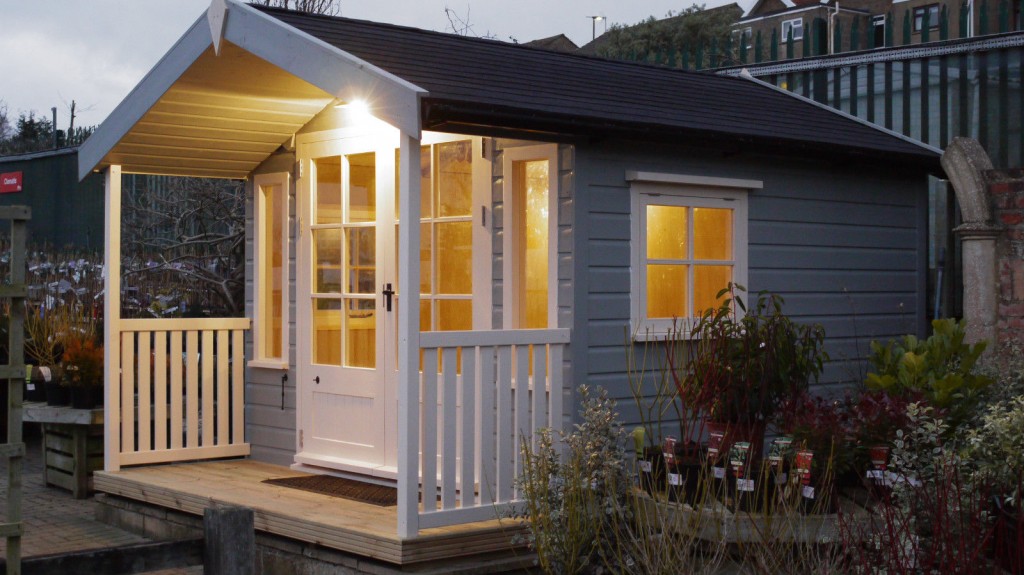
103, 42, 333, 179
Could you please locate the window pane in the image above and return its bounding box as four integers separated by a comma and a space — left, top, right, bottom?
394, 146, 431, 220
436, 221, 472, 294
313, 228, 341, 293
694, 208, 733, 260
420, 223, 432, 293
437, 141, 472, 217
315, 156, 341, 224
694, 265, 732, 317
647, 264, 687, 319
345, 227, 375, 294
420, 299, 432, 332
522, 160, 549, 329
347, 152, 376, 223
345, 298, 375, 368
261, 183, 284, 359
438, 299, 472, 331
646, 205, 687, 260
313, 298, 341, 366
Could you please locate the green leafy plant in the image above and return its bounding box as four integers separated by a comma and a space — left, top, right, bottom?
690, 284, 828, 426
865, 318, 992, 427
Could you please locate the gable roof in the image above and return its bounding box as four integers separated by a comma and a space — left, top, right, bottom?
259, 6, 938, 167
523, 34, 578, 53
80, 1, 938, 179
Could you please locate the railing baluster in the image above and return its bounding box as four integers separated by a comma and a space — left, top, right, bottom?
441, 347, 458, 510
201, 331, 215, 447
478, 346, 496, 507
513, 345, 530, 487
153, 331, 167, 451
137, 332, 151, 452
531, 345, 546, 451
216, 330, 230, 446
232, 329, 245, 445
121, 332, 135, 453
170, 331, 183, 450
460, 346, 476, 508
185, 330, 199, 449
421, 348, 439, 511
495, 345, 513, 502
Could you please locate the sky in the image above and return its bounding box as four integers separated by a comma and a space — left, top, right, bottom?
1, 0, 742, 132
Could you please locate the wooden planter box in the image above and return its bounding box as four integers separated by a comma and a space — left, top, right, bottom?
25, 403, 104, 499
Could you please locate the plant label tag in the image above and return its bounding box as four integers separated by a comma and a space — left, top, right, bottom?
866, 469, 884, 481
668, 473, 683, 486
39, 366, 52, 382
713, 466, 725, 479
738, 478, 755, 492
775, 472, 788, 485
640, 460, 652, 473
26, 383, 35, 391
802, 485, 815, 499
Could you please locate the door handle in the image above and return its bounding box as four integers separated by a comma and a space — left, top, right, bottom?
382, 283, 395, 312
314, 376, 320, 385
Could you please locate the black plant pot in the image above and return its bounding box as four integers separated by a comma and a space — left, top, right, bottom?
666, 458, 704, 505
45, 382, 69, 406
70, 386, 101, 410
25, 378, 47, 403
727, 469, 768, 513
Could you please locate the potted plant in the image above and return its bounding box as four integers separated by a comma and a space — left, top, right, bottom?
689, 285, 828, 469
62, 334, 104, 409
24, 301, 74, 405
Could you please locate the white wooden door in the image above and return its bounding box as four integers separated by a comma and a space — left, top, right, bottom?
296, 135, 396, 470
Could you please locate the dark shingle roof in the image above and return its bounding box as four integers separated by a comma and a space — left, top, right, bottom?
256, 7, 938, 167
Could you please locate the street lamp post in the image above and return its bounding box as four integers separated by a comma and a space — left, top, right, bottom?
587, 15, 605, 40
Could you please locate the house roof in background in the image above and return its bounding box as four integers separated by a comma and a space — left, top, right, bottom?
522, 34, 578, 53
259, 6, 939, 167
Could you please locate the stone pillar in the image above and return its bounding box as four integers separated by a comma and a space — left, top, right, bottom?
941, 138, 1001, 347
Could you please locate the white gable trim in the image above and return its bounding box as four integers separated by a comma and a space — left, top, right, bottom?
79, 0, 426, 180
78, 15, 212, 180
222, 0, 424, 135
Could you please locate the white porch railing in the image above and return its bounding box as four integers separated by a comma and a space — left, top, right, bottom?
414, 328, 570, 530
109, 318, 251, 468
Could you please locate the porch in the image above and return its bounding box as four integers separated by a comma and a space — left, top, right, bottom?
93, 459, 525, 566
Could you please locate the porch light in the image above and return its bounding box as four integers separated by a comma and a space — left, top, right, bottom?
335, 99, 371, 115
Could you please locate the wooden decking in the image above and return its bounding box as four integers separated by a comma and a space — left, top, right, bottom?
94, 459, 524, 565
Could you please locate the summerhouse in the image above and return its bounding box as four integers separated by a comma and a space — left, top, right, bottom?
79, 0, 940, 566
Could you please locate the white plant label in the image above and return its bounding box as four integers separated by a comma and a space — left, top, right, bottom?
39, 366, 52, 382
802, 485, 815, 499
713, 467, 725, 479
738, 478, 755, 492
668, 473, 683, 486
640, 461, 652, 473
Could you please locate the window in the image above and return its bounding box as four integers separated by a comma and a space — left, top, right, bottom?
913, 4, 940, 32
781, 18, 803, 42
252, 172, 290, 368
732, 27, 753, 50
502, 145, 558, 329
872, 15, 886, 46
629, 173, 754, 339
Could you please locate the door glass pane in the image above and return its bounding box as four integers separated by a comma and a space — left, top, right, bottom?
437, 299, 472, 331
394, 146, 431, 220
315, 157, 341, 225
437, 141, 472, 217
345, 298, 375, 368
347, 152, 376, 223
521, 160, 549, 329
391, 224, 432, 295
647, 205, 687, 260
345, 227, 375, 294
436, 221, 472, 294
647, 264, 687, 319
313, 298, 341, 366
694, 265, 732, 316
313, 228, 342, 293
694, 208, 732, 260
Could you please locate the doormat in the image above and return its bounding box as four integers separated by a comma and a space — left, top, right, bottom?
263, 475, 398, 507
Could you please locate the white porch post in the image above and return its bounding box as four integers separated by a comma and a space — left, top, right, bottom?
397, 133, 422, 538
103, 165, 123, 472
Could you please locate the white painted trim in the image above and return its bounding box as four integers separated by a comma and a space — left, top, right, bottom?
119, 318, 251, 331
629, 180, 750, 340
253, 172, 291, 367
223, 0, 425, 136
396, 132, 422, 539
471, 138, 492, 331
103, 165, 123, 473
626, 171, 763, 190
738, 5, 825, 25
501, 144, 560, 330
79, 16, 212, 180
246, 360, 289, 370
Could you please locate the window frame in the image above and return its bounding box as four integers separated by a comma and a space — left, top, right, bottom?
781, 18, 804, 42
912, 4, 940, 32
502, 144, 559, 330
628, 172, 756, 341
250, 171, 291, 369
732, 27, 753, 50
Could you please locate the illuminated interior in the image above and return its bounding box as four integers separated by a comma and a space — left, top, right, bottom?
259, 181, 284, 360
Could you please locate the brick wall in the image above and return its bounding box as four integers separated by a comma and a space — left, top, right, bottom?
986, 169, 1024, 346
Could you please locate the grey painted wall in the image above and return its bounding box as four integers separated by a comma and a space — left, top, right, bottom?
570, 140, 929, 429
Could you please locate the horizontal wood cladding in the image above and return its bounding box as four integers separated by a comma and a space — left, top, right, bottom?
573, 142, 927, 428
